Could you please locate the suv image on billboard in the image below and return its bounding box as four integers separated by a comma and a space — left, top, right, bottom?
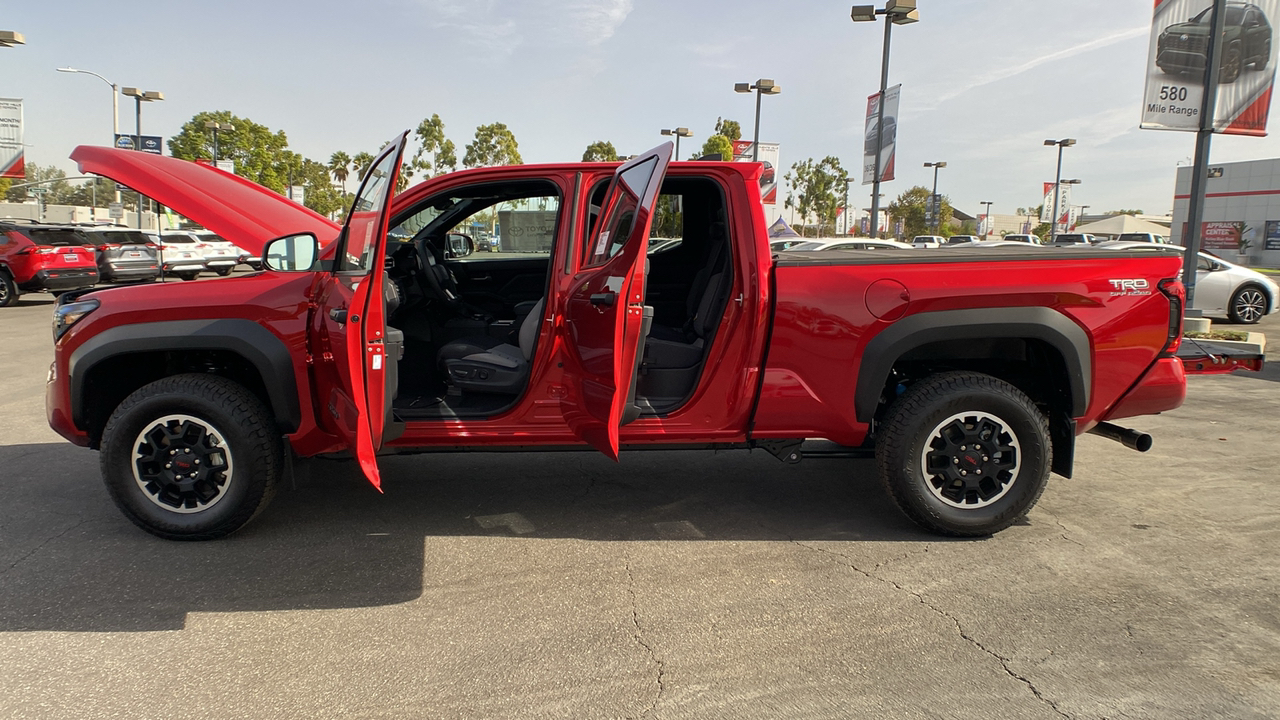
1157, 2, 1272, 84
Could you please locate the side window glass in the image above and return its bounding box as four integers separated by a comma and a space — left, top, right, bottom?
585, 158, 657, 268
1196, 255, 1213, 271
337, 149, 398, 273
459, 196, 559, 256
649, 193, 684, 254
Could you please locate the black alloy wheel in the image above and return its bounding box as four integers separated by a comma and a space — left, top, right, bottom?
0, 270, 16, 307
1221, 43, 1244, 83
100, 374, 281, 540
876, 371, 1051, 537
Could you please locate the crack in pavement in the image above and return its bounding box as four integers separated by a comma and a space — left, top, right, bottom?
1037, 508, 1086, 549
2, 519, 95, 576
624, 559, 665, 718
793, 540, 1072, 720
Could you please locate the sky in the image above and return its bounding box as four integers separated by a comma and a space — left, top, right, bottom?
8, 0, 1280, 221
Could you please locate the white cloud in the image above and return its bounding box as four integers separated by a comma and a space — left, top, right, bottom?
405, 0, 633, 56
916, 25, 1149, 112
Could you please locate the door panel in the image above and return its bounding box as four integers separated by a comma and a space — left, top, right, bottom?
313, 132, 408, 490
449, 256, 551, 316
560, 143, 673, 458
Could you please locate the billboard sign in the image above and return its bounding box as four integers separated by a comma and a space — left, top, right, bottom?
732, 140, 780, 204
862, 84, 900, 185
1193, 220, 1243, 250
1141, 0, 1280, 135
114, 134, 164, 155
1266, 220, 1280, 249
0, 98, 24, 179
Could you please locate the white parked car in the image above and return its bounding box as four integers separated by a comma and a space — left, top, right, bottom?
783, 238, 915, 252
911, 235, 945, 248
1095, 241, 1279, 324
946, 235, 980, 244
191, 231, 251, 274
153, 234, 207, 281
1114, 232, 1170, 245
1003, 233, 1043, 244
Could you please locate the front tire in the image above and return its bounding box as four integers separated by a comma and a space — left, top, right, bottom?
876, 372, 1051, 537
100, 374, 281, 540
1221, 42, 1243, 83
1228, 284, 1268, 324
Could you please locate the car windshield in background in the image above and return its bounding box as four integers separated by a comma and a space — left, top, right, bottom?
90, 231, 153, 244
1191, 6, 1244, 24
786, 242, 824, 252
162, 235, 196, 243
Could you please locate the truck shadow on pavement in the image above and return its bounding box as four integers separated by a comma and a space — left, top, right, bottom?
0, 442, 956, 633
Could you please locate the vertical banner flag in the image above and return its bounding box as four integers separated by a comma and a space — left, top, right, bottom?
732, 140, 780, 204
1141, 0, 1279, 135
862, 84, 901, 185
1040, 182, 1073, 231
0, 98, 24, 179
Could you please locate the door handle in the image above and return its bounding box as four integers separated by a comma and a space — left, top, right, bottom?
590, 292, 616, 307
330, 308, 348, 324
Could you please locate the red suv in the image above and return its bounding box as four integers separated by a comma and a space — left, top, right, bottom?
0, 220, 99, 306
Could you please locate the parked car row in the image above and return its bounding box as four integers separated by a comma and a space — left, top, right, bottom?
0, 219, 256, 307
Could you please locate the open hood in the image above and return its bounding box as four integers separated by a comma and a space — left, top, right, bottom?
71, 146, 340, 255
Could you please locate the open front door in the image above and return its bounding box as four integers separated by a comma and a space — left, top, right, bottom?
562, 143, 673, 459
313, 132, 408, 490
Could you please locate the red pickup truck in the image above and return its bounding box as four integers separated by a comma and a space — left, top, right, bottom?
47, 135, 1199, 541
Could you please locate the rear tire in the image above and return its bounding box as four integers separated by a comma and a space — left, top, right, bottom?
100, 374, 281, 540
0, 269, 18, 307
1227, 284, 1268, 324
876, 372, 1051, 537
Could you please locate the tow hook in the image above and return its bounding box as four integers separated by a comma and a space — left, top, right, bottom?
1088, 422, 1153, 452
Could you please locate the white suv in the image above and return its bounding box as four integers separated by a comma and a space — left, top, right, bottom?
1004, 233, 1043, 244
912, 235, 945, 248
165, 231, 240, 276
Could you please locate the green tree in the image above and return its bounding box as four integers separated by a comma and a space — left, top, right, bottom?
411, 114, 458, 179
4, 164, 77, 204
351, 152, 375, 181
0, 178, 10, 199
784, 156, 847, 237
296, 157, 345, 218
886, 185, 955, 239
168, 111, 290, 190
715, 118, 742, 143
1108, 208, 1144, 216
328, 151, 351, 194
463, 122, 522, 168
582, 140, 619, 162
697, 134, 734, 161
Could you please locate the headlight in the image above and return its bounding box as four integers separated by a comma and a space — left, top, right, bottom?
53, 298, 100, 341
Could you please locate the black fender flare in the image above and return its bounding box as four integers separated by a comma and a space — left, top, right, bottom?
69, 318, 301, 432
854, 307, 1091, 423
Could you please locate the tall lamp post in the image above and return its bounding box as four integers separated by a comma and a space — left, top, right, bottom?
205, 120, 235, 162
981, 200, 993, 238
660, 127, 693, 161
923, 161, 946, 233
852, 1, 918, 238
122, 87, 164, 230
1044, 138, 1076, 242
56, 67, 119, 145
734, 79, 781, 161
0, 31, 25, 48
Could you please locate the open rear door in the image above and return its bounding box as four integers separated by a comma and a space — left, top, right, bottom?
562, 143, 673, 459
313, 132, 408, 490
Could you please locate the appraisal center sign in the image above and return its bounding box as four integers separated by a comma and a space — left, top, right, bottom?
1141, 0, 1280, 135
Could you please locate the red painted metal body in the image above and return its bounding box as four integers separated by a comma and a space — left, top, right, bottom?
47, 147, 1193, 467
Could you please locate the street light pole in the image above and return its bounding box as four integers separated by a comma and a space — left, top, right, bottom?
981, 200, 993, 238
123, 88, 164, 230
735, 79, 782, 162
851, 1, 919, 238
205, 120, 235, 162
1044, 138, 1076, 242
660, 127, 693, 161
924, 161, 946, 234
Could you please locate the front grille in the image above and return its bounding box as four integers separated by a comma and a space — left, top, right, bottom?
1164, 34, 1208, 54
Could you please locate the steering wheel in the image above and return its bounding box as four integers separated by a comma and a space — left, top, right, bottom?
415, 239, 463, 310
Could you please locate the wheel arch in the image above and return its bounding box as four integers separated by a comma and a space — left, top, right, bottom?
69, 319, 301, 447
856, 308, 1090, 477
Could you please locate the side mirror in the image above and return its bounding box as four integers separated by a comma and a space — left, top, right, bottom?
445, 233, 475, 258
263, 232, 319, 272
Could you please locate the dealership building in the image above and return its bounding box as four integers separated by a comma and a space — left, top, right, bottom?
1172, 158, 1280, 267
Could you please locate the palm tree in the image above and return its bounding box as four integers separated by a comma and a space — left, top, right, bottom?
328, 151, 351, 194
351, 152, 375, 182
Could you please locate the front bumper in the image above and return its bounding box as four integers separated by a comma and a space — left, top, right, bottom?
1157, 48, 1208, 73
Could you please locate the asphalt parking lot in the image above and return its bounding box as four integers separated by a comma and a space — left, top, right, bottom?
1, 287, 1278, 719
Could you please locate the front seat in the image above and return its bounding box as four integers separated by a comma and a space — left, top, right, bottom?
436, 298, 544, 394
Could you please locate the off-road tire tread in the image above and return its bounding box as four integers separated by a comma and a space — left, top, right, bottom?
875, 371, 1050, 537
100, 373, 280, 540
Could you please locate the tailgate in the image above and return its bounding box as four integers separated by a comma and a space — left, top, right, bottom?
1178, 334, 1266, 374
